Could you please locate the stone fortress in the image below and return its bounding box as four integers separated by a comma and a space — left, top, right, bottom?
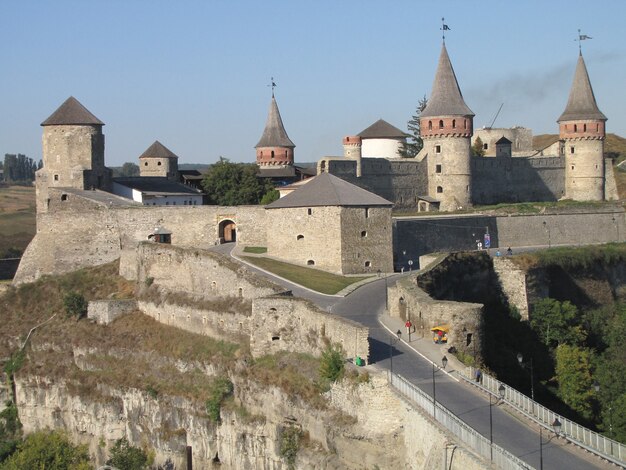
317, 44, 616, 211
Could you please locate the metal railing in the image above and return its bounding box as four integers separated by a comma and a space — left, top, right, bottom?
462, 366, 625, 468
390, 372, 533, 470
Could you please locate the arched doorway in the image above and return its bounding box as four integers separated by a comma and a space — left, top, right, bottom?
219, 219, 237, 243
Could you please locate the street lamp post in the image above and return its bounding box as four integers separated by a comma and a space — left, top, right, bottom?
490, 384, 506, 462
433, 356, 448, 417
389, 329, 402, 375
517, 353, 535, 401
539, 419, 562, 470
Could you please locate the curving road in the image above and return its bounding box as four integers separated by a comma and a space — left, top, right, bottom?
218, 243, 613, 469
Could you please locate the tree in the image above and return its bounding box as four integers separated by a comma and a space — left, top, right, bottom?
106, 437, 149, 470
555, 344, 594, 420
120, 162, 140, 177
260, 188, 280, 205
63, 292, 88, 319
0, 401, 22, 462
2, 154, 37, 182
202, 157, 275, 205
471, 137, 486, 157
398, 95, 428, 158
0, 430, 91, 470
319, 344, 344, 385
530, 298, 585, 347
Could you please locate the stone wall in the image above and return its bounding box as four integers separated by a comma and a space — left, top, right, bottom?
87, 299, 137, 325
250, 296, 370, 363
340, 206, 393, 273
492, 257, 530, 320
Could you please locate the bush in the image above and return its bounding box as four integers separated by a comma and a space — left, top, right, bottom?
206, 377, 234, 423
0, 401, 22, 462
279, 426, 302, 469
63, 291, 87, 319
1, 430, 91, 469
106, 437, 149, 470
319, 344, 344, 385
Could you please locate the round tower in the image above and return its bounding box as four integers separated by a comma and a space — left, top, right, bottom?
420, 44, 474, 211
38, 96, 110, 213
342, 135, 362, 177
558, 52, 607, 201
255, 95, 295, 168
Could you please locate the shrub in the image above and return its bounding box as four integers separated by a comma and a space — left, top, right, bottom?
319, 344, 344, 386
63, 291, 87, 319
279, 425, 302, 469
206, 377, 234, 423
0, 401, 22, 462
1, 430, 91, 469
106, 437, 148, 470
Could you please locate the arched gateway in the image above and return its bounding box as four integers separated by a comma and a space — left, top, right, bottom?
218, 219, 237, 243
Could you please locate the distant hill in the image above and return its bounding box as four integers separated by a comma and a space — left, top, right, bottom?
533, 133, 626, 161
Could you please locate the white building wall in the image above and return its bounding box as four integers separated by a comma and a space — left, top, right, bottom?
112, 182, 135, 201
361, 138, 404, 159
142, 194, 203, 206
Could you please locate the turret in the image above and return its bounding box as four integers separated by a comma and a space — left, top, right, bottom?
37, 96, 111, 213
420, 44, 474, 211
138, 141, 179, 180
558, 52, 607, 201
255, 96, 295, 168
342, 135, 362, 177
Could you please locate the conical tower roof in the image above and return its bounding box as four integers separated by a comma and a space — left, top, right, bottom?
255, 97, 295, 148
41, 96, 104, 126
558, 53, 606, 122
421, 44, 474, 118
139, 141, 179, 159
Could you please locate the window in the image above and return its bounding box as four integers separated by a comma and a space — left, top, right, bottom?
483, 143, 488, 150
285, 150, 288, 158
61, 194, 68, 201
574, 124, 578, 132
365, 208, 369, 218
452, 119, 456, 128
464, 119, 467, 129
435, 164, 442, 173
570, 146, 575, 154
571, 165, 575, 170
436, 186, 443, 193
158, 161, 162, 166
428, 121, 432, 130
307, 260, 315, 266
297, 234, 304, 240
361, 230, 367, 237
144, 162, 148, 166
435, 145, 441, 153
307, 208, 312, 215
584, 124, 587, 132
238, 287, 243, 297
271, 151, 275, 159
365, 261, 371, 268
260, 151, 263, 157
596, 123, 599, 132
439, 120, 444, 129
54, 174, 59, 181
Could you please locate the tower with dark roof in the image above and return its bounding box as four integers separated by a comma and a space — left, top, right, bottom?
37, 96, 111, 212
558, 53, 607, 201
419, 44, 474, 211
255, 96, 295, 168
138, 140, 179, 180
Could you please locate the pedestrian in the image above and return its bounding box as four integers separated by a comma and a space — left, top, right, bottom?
437, 330, 443, 344
506, 247, 513, 256
475, 368, 482, 383
405, 320, 412, 335
495, 250, 501, 257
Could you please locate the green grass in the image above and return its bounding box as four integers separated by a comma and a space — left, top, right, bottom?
241, 256, 370, 294
243, 246, 268, 254
513, 243, 626, 271
0, 186, 36, 257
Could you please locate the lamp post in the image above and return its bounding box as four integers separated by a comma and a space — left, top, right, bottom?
539, 418, 562, 470
517, 352, 535, 401
489, 384, 506, 462
433, 356, 448, 417
389, 329, 402, 375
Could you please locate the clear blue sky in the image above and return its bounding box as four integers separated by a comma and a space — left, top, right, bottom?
1, 0, 625, 167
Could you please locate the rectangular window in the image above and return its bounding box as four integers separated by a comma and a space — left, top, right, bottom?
435, 145, 441, 153
365, 208, 369, 218
307, 208, 312, 215
570, 146, 575, 154
435, 164, 442, 173
54, 174, 59, 181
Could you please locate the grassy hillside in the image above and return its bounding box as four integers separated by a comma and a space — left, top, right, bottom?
0, 185, 36, 257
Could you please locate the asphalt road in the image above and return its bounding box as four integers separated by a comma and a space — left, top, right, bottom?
217, 243, 613, 469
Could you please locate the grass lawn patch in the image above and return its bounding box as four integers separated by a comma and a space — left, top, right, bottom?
242, 256, 370, 294
243, 246, 267, 254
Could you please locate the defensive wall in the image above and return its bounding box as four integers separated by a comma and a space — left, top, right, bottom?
394, 206, 626, 267
14, 188, 268, 284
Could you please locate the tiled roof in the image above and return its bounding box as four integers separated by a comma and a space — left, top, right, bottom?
114, 177, 202, 195
266, 172, 392, 209
358, 119, 408, 139
255, 97, 295, 148
41, 96, 104, 126
139, 141, 179, 159
421, 44, 474, 118
496, 136, 512, 144
558, 53, 607, 122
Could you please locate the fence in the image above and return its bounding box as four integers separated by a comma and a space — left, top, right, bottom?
461, 366, 625, 468
390, 372, 533, 470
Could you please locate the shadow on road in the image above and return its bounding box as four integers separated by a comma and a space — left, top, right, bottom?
368, 337, 403, 365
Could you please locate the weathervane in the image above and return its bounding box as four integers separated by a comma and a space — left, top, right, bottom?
441, 17, 450, 43
576, 29, 592, 53
269, 77, 277, 97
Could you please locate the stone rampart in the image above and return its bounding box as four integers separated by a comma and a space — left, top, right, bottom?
87, 299, 137, 325
492, 257, 530, 320
250, 296, 370, 363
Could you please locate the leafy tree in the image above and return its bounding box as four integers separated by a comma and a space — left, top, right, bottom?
471, 136, 486, 157
63, 292, 88, 319
120, 162, 140, 177
555, 344, 594, 420
2, 154, 38, 182
398, 95, 427, 158
0, 402, 22, 462
0, 430, 91, 470
106, 437, 148, 470
202, 157, 274, 205
530, 298, 585, 347
319, 344, 344, 385
260, 188, 280, 205
206, 377, 234, 423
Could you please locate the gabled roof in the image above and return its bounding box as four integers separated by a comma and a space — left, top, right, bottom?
255, 97, 295, 148
266, 172, 392, 209
113, 177, 201, 195
496, 136, 512, 144
421, 44, 474, 118
41, 96, 104, 126
357, 119, 408, 139
139, 141, 179, 159
558, 53, 607, 122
